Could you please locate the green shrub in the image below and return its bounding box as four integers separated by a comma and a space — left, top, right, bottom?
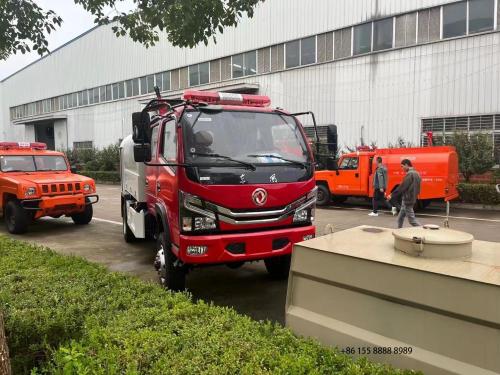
458, 183, 500, 205
81, 171, 120, 184
0, 237, 419, 374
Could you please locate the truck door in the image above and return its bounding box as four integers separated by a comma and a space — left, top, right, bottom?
145, 124, 160, 207
156, 118, 180, 244
332, 156, 363, 195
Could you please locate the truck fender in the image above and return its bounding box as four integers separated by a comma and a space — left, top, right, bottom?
154, 202, 172, 243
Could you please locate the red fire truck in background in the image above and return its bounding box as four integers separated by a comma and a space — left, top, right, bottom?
120, 90, 317, 290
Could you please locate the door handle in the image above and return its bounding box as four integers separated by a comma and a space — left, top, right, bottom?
355, 173, 359, 178
156, 181, 161, 192
145, 179, 149, 187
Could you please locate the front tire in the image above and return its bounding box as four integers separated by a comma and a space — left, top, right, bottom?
4, 200, 29, 234
155, 231, 186, 291
264, 254, 291, 280
316, 184, 331, 206
71, 202, 93, 225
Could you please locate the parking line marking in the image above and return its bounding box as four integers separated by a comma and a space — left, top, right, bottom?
324, 207, 500, 223
93, 217, 122, 226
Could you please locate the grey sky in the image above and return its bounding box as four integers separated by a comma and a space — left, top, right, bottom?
0, 0, 135, 81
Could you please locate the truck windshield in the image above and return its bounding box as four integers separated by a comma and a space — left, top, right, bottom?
0, 155, 68, 172
183, 110, 310, 166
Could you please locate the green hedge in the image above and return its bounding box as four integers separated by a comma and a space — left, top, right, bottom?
81, 170, 120, 184
0, 237, 418, 374
458, 183, 500, 205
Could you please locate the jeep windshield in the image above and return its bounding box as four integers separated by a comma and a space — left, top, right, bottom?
0, 155, 68, 172
182, 110, 313, 185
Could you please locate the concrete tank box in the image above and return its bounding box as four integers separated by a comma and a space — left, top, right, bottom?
285, 225, 500, 375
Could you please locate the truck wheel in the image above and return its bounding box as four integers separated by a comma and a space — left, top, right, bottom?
316, 184, 331, 206
264, 255, 291, 280
71, 202, 93, 225
155, 232, 186, 291
122, 200, 136, 243
4, 200, 29, 234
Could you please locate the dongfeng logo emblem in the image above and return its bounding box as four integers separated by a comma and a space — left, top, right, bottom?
252, 188, 267, 206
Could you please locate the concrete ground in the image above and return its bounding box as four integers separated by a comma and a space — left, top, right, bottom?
1, 184, 499, 324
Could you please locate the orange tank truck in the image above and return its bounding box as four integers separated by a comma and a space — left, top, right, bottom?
0, 142, 98, 234
315, 146, 459, 208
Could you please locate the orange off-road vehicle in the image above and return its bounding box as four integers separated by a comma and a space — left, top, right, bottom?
0, 142, 98, 234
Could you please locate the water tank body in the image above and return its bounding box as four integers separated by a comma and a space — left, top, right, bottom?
120, 135, 146, 202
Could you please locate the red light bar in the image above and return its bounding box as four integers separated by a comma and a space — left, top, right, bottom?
183, 90, 270, 107
0, 142, 47, 150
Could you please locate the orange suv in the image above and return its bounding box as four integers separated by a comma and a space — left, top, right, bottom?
0, 142, 98, 234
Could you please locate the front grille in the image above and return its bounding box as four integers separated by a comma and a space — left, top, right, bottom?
41, 183, 82, 196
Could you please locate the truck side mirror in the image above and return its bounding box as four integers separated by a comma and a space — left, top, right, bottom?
133, 143, 152, 163
132, 111, 151, 143
326, 157, 338, 171
327, 124, 338, 155
70, 165, 77, 173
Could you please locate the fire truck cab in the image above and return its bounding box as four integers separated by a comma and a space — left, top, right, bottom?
0, 142, 98, 234
120, 90, 316, 291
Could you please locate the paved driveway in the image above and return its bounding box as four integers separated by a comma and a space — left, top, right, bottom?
1, 184, 499, 324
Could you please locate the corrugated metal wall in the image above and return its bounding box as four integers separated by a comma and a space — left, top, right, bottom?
1, 0, 498, 149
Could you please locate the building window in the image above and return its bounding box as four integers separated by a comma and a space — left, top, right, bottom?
232, 54, 244, 78
373, 18, 393, 51
99, 86, 106, 102
300, 36, 316, 65
270, 44, 284, 72
285, 40, 300, 68
112, 82, 124, 99
257, 48, 270, 73
78, 91, 88, 106
334, 28, 352, 59
189, 63, 210, 86
155, 71, 170, 92
317, 32, 333, 63
418, 7, 441, 43
443, 2, 467, 39
140, 76, 147, 95
243, 51, 256, 75
469, 0, 494, 34
421, 115, 500, 162
353, 23, 372, 55
105, 85, 112, 101
73, 141, 93, 150
395, 12, 417, 47
126, 78, 139, 97
147, 75, 155, 93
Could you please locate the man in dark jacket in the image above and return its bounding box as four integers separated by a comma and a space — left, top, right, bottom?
388, 159, 421, 228
368, 157, 394, 216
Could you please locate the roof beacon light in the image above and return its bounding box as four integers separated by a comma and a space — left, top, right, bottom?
0, 142, 47, 150
183, 90, 270, 107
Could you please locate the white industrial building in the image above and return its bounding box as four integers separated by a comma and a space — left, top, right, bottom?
1, 0, 499, 161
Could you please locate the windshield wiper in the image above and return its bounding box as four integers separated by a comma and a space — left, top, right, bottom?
246, 154, 308, 169
3, 169, 33, 173
191, 152, 256, 171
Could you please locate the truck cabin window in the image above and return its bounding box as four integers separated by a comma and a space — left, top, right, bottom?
0, 155, 68, 172
339, 157, 359, 170
182, 110, 310, 165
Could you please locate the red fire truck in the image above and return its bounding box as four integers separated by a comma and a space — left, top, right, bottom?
120, 90, 317, 290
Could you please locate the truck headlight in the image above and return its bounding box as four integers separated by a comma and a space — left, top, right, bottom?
25, 187, 36, 196
180, 191, 218, 232
83, 184, 91, 192
293, 208, 309, 223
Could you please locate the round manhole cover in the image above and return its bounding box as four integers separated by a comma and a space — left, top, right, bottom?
362, 227, 384, 233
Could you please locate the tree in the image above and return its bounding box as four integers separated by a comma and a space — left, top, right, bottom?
447, 132, 495, 182
0, 0, 264, 60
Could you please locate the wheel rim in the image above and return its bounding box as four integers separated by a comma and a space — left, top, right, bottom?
317, 189, 325, 202
154, 243, 167, 285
